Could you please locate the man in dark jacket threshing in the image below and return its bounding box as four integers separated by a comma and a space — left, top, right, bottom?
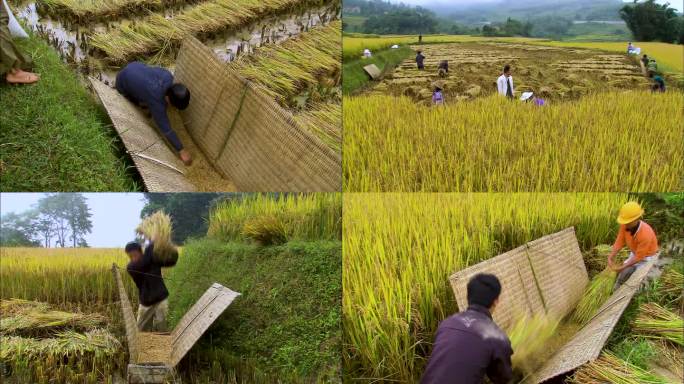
115, 62, 193, 166
421, 273, 513, 384
125, 241, 169, 332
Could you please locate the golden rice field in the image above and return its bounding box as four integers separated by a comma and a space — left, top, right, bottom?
0, 247, 138, 383
342, 193, 627, 382
343, 91, 683, 192
207, 193, 342, 243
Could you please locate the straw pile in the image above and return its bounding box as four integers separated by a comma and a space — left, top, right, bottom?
242, 215, 287, 245
651, 339, 684, 380
660, 269, 683, 304
507, 313, 560, 374
293, 103, 341, 153
570, 352, 669, 384
136, 211, 178, 266
633, 303, 684, 346
572, 267, 617, 324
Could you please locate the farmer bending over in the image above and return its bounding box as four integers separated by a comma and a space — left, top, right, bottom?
116, 62, 193, 166
497, 65, 514, 99
650, 72, 665, 93
421, 273, 513, 384
125, 241, 169, 332
416, 50, 425, 70
437, 60, 449, 78
608, 202, 659, 291
1, 4, 39, 84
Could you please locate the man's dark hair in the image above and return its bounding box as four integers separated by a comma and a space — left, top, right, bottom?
166, 83, 191, 110
503, 65, 511, 74
125, 241, 142, 253
467, 273, 502, 308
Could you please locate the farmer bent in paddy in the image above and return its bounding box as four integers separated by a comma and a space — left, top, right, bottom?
125, 241, 169, 331
115, 62, 193, 166
608, 201, 659, 291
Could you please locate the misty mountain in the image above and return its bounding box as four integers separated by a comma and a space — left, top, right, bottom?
423, 0, 625, 25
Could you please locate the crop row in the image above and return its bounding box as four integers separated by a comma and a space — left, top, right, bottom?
343, 91, 683, 192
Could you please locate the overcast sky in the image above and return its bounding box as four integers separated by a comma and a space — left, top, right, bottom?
393, 0, 684, 13
1, 193, 145, 248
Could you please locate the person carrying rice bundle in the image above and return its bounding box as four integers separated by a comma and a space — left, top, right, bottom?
608, 201, 659, 291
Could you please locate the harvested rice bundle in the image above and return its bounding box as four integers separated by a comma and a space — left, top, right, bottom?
293, 103, 342, 153
242, 215, 287, 245
572, 267, 617, 324
584, 244, 630, 276
660, 269, 683, 303
634, 303, 684, 346
0, 298, 49, 316
136, 211, 178, 267
570, 352, 670, 384
651, 339, 684, 380
507, 313, 560, 374
0, 309, 105, 336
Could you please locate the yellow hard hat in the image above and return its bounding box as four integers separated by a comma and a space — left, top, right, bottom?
617, 201, 644, 224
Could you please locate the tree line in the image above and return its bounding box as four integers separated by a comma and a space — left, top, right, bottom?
1, 193, 92, 247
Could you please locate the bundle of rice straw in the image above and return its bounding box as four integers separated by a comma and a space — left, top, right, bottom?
136, 211, 178, 266
633, 303, 683, 346
651, 339, 684, 381
572, 267, 617, 324
1, 309, 105, 336
584, 244, 629, 277
507, 312, 560, 374
242, 215, 287, 246
660, 269, 683, 304
570, 352, 669, 384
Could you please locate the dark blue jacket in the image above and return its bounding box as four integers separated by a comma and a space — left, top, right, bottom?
421, 305, 513, 384
115, 62, 183, 151
127, 242, 169, 306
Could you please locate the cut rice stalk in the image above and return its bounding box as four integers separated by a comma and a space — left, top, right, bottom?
633, 303, 684, 346
572, 267, 617, 324
242, 215, 287, 245
570, 352, 671, 384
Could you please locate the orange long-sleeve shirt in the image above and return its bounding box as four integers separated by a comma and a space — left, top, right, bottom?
612, 221, 659, 262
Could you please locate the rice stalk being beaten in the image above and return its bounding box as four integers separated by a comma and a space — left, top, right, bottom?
633, 303, 684, 346
136, 210, 178, 265
507, 313, 560, 375
570, 351, 670, 384
572, 267, 617, 324
89, 0, 336, 63
242, 215, 288, 245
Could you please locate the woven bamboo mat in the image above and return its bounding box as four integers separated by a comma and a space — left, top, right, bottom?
112, 266, 240, 368
174, 36, 341, 192
526, 255, 657, 383
90, 79, 197, 192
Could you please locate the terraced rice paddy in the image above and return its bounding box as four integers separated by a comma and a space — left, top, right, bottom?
342, 193, 626, 382
0, 248, 137, 383
232, 20, 341, 151
375, 42, 650, 103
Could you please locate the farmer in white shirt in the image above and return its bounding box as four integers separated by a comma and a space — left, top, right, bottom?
496, 65, 514, 99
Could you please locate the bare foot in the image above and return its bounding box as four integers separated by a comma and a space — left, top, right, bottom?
179, 149, 193, 166
6, 69, 40, 84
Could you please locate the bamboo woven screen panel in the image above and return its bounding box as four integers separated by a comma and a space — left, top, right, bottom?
526, 256, 657, 383
90, 79, 197, 192
169, 283, 240, 367
524, 227, 589, 318
112, 265, 240, 369
112, 265, 140, 362
174, 36, 341, 192
449, 245, 545, 331
363, 64, 381, 79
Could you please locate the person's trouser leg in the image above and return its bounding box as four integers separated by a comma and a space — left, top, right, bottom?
152, 299, 168, 332
1, 5, 32, 75
137, 303, 156, 331
613, 265, 637, 291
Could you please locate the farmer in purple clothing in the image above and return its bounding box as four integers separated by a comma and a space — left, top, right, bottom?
421, 273, 513, 384
432, 86, 444, 105
116, 61, 193, 166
